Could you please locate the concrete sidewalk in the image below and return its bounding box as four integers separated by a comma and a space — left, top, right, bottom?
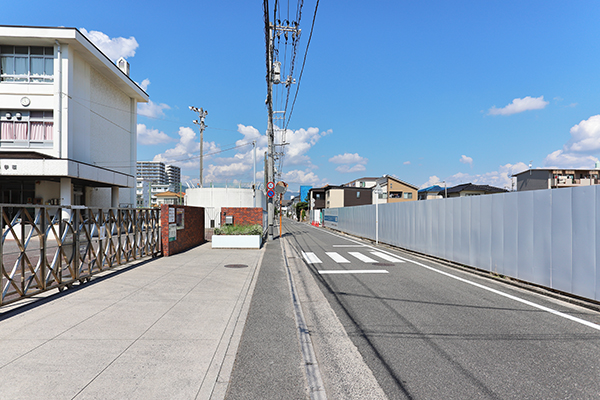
0, 242, 264, 400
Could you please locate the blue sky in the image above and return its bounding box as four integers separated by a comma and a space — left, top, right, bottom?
7, 0, 600, 192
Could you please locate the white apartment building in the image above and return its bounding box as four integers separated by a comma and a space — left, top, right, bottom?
165, 164, 181, 192
0, 26, 148, 210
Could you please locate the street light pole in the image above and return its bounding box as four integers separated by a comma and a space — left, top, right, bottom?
190, 106, 208, 187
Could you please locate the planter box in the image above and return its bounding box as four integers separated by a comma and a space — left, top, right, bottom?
212, 234, 262, 249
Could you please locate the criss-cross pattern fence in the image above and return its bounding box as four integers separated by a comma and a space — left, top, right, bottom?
1, 205, 161, 306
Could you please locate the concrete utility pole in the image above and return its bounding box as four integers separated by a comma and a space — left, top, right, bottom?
265, 21, 300, 241
190, 106, 208, 187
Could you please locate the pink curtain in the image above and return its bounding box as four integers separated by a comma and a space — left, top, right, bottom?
30, 122, 45, 140
45, 122, 53, 140
1, 122, 13, 140
14, 122, 27, 140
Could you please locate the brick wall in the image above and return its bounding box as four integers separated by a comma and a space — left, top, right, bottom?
161, 205, 205, 257
220, 207, 263, 227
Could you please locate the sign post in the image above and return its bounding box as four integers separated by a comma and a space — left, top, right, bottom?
275, 181, 287, 237
373, 184, 383, 245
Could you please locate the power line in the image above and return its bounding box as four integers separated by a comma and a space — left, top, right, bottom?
284, 0, 319, 132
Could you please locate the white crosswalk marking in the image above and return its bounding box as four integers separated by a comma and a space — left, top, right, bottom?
348, 252, 378, 263
302, 252, 322, 264
370, 251, 405, 263
326, 252, 351, 263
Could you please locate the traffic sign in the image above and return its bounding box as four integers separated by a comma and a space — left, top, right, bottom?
267, 189, 275, 198
267, 181, 275, 190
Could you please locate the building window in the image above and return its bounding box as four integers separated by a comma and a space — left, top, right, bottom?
360, 181, 365, 187
357, 192, 361, 198
403, 192, 413, 199
1, 110, 53, 146
1, 46, 54, 83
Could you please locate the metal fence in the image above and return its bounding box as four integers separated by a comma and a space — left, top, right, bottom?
1, 204, 161, 306
324, 185, 600, 302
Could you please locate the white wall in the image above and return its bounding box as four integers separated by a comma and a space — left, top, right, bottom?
325, 185, 600, 302
186, 187, 266, 228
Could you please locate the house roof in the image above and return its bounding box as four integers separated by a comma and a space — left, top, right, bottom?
0, 25, 148, 102
155, 191, 184, 198
445, 183, 507, 195
376, 174, 419, 191
418, 185, 444, 193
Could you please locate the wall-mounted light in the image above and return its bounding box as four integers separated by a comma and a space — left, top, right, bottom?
5, 112, 11, 119
15, 112, 22, 119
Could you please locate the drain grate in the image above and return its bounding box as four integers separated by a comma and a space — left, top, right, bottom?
372, 262, 394, 267
224, 264, 248, 269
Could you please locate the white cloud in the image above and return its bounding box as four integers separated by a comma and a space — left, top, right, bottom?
488, 96, 549, 116
282, 169, 324, 185
460, 155, 473, 166
335, 164, 367, 173
329, 152, 368, 173
421, 176, 442, 188
79, 28, 138, 62
138, 78, 150, 92
280, 127, 330, 166
329, 153, 367, 164
153, 126, 220, 170
137, 124, 172, 145
153, 124, 329, 185
544, 150, 598, 169
543, 115, 600, 168
565, 115, 600, 153
138, 100, 171, 118
403, 161, 411, 165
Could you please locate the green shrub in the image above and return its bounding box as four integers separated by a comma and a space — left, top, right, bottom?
214, 224, 262, 235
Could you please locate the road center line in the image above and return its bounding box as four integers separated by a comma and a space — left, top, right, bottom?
310, 224, 600, 332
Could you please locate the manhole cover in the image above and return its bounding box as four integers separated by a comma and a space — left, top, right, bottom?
372, 262, 394, 267
224, 264, 248, 269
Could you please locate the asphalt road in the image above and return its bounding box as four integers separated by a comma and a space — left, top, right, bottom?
283, 219, 600, 400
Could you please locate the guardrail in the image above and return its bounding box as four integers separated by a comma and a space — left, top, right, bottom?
1, 204, 161, 306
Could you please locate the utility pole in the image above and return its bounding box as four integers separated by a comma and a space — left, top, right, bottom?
189, 106, 208, 187
265, 19, 300, 241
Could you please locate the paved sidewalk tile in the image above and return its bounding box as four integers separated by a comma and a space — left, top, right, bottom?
0, 243, 264, 400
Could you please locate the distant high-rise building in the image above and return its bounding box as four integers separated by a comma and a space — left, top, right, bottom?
166, 165, 181, 192
136, 161, 167, 184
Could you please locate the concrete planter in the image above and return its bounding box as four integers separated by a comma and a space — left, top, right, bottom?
211, 234, 262, 249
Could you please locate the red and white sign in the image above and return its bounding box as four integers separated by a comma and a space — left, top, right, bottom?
267, 181, 275, 190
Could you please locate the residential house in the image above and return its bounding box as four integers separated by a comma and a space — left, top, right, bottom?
418, 185, 444, 200
513, 167, 600, 191
154, 190, 183, 206
0, 26, 148, 212
343, 177, 380, 189
441, 183, 507, 198
373, 175, 419, 204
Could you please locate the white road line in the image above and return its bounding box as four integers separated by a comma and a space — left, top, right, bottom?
370, 251, 405, 263
332, 245, 366, 247
326, 252, 351, 263
348, 252, 378, 263
302, 252, 322, 264
319, 270, 389, 274
307, 224, 600, 332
